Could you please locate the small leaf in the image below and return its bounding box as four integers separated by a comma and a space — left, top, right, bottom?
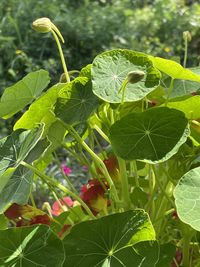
55, 77, 98, 124
0, 70, 50, 118
63, 210, 158, 267
110, 107, 189, 162
174, 166, 200, 231
149, 56, 200, 82
0, 225, 65, 266
92, 49, 161, 103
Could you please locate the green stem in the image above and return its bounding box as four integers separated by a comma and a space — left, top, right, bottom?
53, 152, 78, 195
66, 125, 120, 204
118, 157, 131, 210
51, 29, 70, 83
182, 235, 191, 267
183, 38, 188, 68
93, 125, 110, 143
29, 193, 36, 208
119, 79, 129, 105
20, 161, 96, 219
132, 161, 140, 187
165, 78, 174, 106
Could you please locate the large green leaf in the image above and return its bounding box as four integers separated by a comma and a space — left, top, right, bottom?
63, 210, 159, 267
55, 77, 99, 124
14, 83, 65, 131
110, 107, 189, 162
91, 49, 161, 103
0, 225, 65, 266
174, 166, 200, 231
0, 125, 44, 193
166, 96, 200, 120
0, 70, 50, 119
149, 56, 200, 82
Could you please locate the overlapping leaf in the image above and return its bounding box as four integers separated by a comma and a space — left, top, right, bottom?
110, 107, 189, 162
14, 83, 65, 131
174, 166, 200, 231
63, 210, 159, 267
55, 77, 99, 124
0, 225, 65, 266
0, 70, 50, 118
166, 96, 200, 120
92, 49, 161, 103
0, 125, 44, 199
149, 56, 200, 82
0, 138, 49, 213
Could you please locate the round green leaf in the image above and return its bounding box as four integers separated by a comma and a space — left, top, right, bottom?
174, 166, 200, 231
55, 77, 98, 124
0, 225, 65, 266
91, 49, 161, 103
110, 107, 189, 162
63, 210, 159, 267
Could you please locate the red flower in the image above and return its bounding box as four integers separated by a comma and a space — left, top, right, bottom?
97, 155, 120, 182
51, 197, 74, 216
30, 214, 51, 226
4, 203, 22, 219
80, 179, 109, 214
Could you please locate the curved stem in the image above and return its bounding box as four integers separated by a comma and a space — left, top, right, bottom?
51, 29, 70, 83
20, 161, 96, 219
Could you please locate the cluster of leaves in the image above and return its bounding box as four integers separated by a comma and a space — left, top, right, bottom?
1, 39, 200, 265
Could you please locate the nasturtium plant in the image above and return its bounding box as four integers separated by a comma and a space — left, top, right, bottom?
91, 49, 161, 103
1, 17, 200, 267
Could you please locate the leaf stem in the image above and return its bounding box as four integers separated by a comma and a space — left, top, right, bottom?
20, 161, 96, 219
118, 157, 131, 210
51, 29, 70, 83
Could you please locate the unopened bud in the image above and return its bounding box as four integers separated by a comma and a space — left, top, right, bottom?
59, 73, 67, 83
127, 70, 145, 84
32, 17, 52, 33
183, 31, 192, 42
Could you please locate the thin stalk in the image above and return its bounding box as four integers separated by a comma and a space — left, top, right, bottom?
53, 152, 78, 195
118, 79, 129, 105
51, 29, 70, 83
182, 235, 191, 267
183, 37, 188, 68
66, 125, 120, 203
132, 161, 140, 187
165, 78, 174, 105
29, 193, 36, 208
20, 161, 96, 219
93, 131, 107, 159
93, 125, 110, 143
118, 157, 131, 210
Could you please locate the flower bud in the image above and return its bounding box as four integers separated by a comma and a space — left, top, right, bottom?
183, 31, 192, 42
32, 17, 52, 33
127, 70, 145, 84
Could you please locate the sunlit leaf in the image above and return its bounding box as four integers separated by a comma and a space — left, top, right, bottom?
174, 166, 200, 231
149, 56, 200, 82
14, 83, 65, 131
63, 210, 159, 267
0, 70, 50, 118
92, 49, 161, 103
